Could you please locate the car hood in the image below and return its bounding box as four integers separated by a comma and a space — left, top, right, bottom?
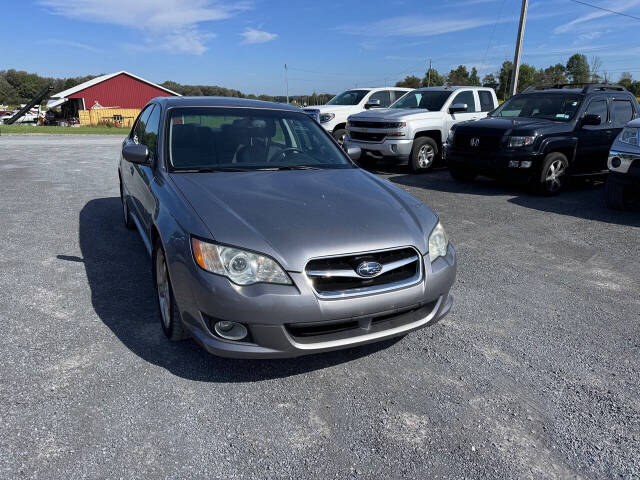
454, 117, 572, 135
349, 108, 440, 121
170, 169, 436, 272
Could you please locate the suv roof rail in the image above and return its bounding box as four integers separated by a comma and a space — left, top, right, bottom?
521, 83, 627, 94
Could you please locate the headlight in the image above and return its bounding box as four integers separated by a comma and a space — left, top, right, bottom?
191, 238, 291, 285
508, 136, 535, 148
428, 222, 449, 263
619, 127, 639, 146
319, 113, 335, 123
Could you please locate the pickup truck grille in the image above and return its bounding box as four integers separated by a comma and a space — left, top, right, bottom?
350, 120, 400, 129
305, 247, 422, 299
350, 131, 386, 142
454, 133, 501, 152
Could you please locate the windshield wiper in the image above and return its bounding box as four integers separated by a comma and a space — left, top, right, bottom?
173, 167, 252, 173
254, 165, 323, 171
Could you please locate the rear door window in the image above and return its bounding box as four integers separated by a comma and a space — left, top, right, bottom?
393, 90, 408, 102
612, 99, 634, 127
478, 91, 494, 112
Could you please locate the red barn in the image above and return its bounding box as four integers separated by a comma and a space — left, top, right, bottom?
47, 71, 180, 123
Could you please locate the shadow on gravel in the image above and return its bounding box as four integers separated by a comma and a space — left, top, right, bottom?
383, 168, 640, 227
71, 197, 398, 382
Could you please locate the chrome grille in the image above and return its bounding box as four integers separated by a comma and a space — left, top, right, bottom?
305, 247, 422, 299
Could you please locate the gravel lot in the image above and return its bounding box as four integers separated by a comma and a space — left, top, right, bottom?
1, 135, 638, 479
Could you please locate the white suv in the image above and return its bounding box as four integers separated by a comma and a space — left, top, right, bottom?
303, 87, 411, 145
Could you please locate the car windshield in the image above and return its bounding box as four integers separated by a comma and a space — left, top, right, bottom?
390, 91, 452, 111
168, 107, 354, 171
490, 93, 583, 121
326, 90, 369, 106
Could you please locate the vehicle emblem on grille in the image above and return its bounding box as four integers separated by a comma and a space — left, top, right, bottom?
470, 137, 480, 147
356, 261, 383, 278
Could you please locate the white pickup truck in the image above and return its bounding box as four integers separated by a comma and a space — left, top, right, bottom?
302, 87, 411, 145
345, 86, 499, 172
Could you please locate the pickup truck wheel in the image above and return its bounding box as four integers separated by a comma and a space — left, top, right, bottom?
604, 175, 628, 210
333, 129, 348, 146
449, 165, 477, 182
153, 242, 188, 341
120, 180, 135, 230
410, 137, 438, 173
534, 152, 568, 196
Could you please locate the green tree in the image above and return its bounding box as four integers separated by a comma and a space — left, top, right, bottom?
618, 72, 633, 91
482, 73, 499, 90
469, 67, 481, 86
497, 61, 513, 99
517, 64, 537, 91
447, 65, 470, 85
566, 54, 590, 84
421, 68, 445, 87
396, 75, 422, 88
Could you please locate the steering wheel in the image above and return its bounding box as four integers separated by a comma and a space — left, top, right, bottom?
267, 147, 306, 163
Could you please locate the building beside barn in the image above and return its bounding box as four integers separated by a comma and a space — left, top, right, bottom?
47, 71, 179, 127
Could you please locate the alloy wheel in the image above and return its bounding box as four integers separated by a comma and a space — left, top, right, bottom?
545, 159, 566, 192
417, 144, 435, 169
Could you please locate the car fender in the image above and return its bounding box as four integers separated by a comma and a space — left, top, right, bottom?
538, 136, 578, 162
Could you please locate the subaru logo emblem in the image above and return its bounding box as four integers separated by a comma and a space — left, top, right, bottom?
470, 137, 480, 147
356, 261, 383, 278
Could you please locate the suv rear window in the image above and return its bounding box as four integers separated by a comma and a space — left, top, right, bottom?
478, 91, 494, 112
490, 93, 583, 121
612, 99, 634, 127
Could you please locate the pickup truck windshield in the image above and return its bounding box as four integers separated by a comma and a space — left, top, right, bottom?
391, 91, 452, 111
326, 90, 369, 106
167, 107, 353, 171
490, 93, 583, 121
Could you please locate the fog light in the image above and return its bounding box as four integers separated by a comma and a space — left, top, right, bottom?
214, 321, 248, 341
391, 144, 397, 153
520, 160, 532, 168
611, 157, 621, 168
508, 160, 520, 168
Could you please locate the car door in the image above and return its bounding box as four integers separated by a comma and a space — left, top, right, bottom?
576, 96, 610, 173
445, 90, 480, 132
135, 104, 162, 233
122, 105, 154, 222
611, 96, 635, 139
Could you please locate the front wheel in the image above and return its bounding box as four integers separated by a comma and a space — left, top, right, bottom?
409, 137, 438, 173
534, 152, 568, 196
332, 128, 348, 147
153, 242, 188, 341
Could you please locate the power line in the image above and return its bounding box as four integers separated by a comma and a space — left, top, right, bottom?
567, 0, 640, 21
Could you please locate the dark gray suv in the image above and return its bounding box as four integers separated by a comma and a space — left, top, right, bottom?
118, 97, 456, 358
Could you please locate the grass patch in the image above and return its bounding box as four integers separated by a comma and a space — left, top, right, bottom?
0, 125, 128, 135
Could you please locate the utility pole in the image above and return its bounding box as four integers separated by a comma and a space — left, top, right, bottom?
428, 59, 432, 87
509, 0, 529, 98
284, 64, 289, 104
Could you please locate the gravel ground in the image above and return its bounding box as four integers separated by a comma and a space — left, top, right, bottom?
0, 135, 638, 479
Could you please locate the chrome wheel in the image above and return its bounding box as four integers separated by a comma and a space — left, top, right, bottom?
155, 249, 171, 329
545, 159, 566, 192
337, 132, 346, 146
417, 144, 435, 169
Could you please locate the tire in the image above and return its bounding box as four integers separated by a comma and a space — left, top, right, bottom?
604, 175, 628, 210
449, 165, 477, 183
152, 241, 188, 341
409, 137, 438, 173
332, 128, 348, 147
534, 152, 568, 196
120, 180, 135, 230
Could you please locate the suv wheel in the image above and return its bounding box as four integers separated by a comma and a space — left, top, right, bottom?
449, 165, 477, 182
604, 175, 629, 210
535, 152, 568, 195
120, 180, 135, 229
410, 137, 438, 173
153, 241, 188, 341
333, 128, 347, 146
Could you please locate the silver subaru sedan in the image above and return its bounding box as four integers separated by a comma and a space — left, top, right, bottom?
118, 97, 456, 358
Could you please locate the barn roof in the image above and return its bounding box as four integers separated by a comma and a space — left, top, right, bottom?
51, 71, 181, 99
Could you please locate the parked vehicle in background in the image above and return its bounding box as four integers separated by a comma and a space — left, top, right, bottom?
118, 97, 456, 358
0, 105, 41, 124
445, 84, 640, 195
346, 86, 498, 172
605, 118, 640, 209
303, 87, 411, 145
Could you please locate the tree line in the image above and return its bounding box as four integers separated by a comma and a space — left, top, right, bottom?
395, 54, 640, 99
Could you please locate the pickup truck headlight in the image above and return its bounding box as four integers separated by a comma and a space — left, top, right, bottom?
428, 222, 449, 263
191, 237, 291, 285
320, 113, 335, 123
508, 136, 535, 148
619, 127, 639, 146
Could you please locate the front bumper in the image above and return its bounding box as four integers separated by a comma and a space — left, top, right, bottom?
446, 146, 545, 181
177, 246, 456, 358
346, 136, 413, 161
608, 150, 640, 177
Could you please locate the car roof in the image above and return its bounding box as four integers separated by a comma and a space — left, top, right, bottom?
414, 86, 492, 92
152, 96, 303, 112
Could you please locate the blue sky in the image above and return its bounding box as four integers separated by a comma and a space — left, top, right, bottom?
2, 0, 640, 95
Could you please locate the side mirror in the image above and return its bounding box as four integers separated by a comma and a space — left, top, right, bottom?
346, 146, 361, 161
365, 99, 381, 109
123, 143, 150, 165
582, 113, 601, 126
449, 103, 468, 114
